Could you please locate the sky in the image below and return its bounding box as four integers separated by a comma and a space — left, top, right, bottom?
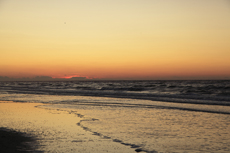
0, 0, 230, 80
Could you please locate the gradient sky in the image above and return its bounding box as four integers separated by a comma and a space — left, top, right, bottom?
1, 0, 230, 79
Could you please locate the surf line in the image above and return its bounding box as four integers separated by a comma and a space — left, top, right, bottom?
75, 113, 157, 153
36, 105, 157, 153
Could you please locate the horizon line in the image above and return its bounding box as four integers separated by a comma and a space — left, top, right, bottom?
0, 75, 230, 81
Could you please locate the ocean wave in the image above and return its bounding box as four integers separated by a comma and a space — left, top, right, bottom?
0, 80, 230, 106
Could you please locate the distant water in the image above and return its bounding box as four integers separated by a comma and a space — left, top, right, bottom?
0, 80, 230, 105
0, 80, 230, 152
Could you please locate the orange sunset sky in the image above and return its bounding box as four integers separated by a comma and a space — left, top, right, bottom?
1, 0, 230, 80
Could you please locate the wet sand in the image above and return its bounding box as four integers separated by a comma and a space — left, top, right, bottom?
0, 101, 135, 153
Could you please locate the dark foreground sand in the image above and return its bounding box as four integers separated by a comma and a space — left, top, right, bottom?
0, 127, 37, 153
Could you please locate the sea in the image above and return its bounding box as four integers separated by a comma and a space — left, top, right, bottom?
0, 80, 230, 153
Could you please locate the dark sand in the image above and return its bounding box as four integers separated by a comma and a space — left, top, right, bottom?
0, 127, 37, 153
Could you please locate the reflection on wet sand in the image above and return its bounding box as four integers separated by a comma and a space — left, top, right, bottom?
0, 101, 135, 153
1, 100, 230, 153
47, 103, 230, 153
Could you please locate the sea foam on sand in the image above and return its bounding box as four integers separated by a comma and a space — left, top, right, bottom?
0, 101, 135, 153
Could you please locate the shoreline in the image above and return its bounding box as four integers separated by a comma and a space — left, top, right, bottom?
2, 98, 230, 152
0, 101, 136, 153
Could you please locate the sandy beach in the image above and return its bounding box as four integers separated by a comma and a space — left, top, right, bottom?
1, 90, 230, 153
0, 101, 135, 153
